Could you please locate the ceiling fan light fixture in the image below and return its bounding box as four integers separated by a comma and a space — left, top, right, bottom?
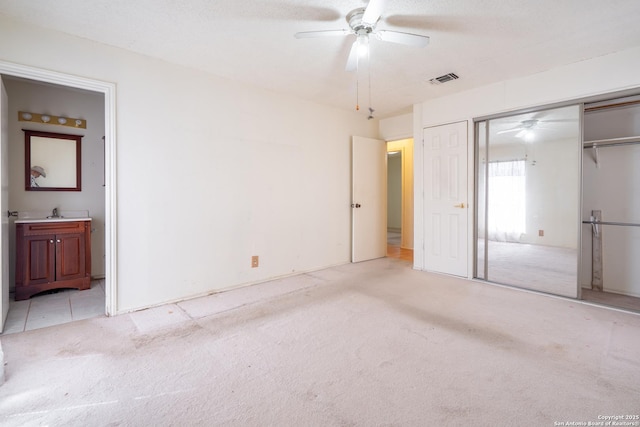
294, 0, 430, 105
357, 34, 369, 57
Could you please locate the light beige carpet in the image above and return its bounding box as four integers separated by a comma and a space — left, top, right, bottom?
478, 240, 578, 297
1, 258, 639, 426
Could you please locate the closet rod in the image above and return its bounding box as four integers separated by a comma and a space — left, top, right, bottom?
583, 136, 640, 148
582, 220, 640, 228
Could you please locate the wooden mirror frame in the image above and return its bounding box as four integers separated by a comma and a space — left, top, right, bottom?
24, 130, 82, 191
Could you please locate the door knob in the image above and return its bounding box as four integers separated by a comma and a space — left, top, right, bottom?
454, 203, 466, 208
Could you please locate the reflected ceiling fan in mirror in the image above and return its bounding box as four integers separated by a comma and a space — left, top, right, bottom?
496, 115, 576, 142
294, 0, 430, 117
497, 119, 542, 141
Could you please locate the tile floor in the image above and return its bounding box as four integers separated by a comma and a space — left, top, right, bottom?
1, 279, 105, 335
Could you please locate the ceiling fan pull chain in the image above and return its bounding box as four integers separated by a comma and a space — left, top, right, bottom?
355, 54, 360, 111
367, 49, 375, 120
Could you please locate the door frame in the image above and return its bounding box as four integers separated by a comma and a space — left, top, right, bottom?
1, 78, 8, 330
0, 60, 118, 316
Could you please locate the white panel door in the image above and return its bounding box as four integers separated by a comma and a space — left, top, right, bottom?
423, 121, 468, 276
0, 77, 8, 332
352, 136, 387, 263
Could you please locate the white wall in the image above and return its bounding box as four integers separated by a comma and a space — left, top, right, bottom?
0, 15, 378, 312
414, 46, 640, 274
380, 113, 412, 141
4, 79, 106, 289
525, 138, 580, 248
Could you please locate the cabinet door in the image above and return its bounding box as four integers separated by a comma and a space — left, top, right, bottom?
25, 234, 56, 284
56, 232, 86, 281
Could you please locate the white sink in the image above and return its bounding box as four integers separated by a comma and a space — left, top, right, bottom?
15, 210, 91, 223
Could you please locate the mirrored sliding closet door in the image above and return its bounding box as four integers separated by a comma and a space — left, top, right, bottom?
475, 105, 581, 298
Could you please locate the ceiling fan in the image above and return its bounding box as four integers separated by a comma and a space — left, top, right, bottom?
497, 119, 542, 139
497, 114, 577, 141
294, 0, 430, 71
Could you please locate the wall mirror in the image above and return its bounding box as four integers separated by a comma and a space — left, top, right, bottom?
474, 104, 581, 298
24, 130, 82, 191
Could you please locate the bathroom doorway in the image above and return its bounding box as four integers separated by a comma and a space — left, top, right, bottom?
0, 61, 116, 334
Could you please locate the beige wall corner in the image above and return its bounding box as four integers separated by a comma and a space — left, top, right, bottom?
379, 113, 412, 141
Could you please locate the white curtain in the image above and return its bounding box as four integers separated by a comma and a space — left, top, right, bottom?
487, 160, 526, 242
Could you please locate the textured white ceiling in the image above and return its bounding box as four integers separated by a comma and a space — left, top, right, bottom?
1, 0, 639, 118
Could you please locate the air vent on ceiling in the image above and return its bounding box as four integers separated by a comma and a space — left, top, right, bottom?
429, 73, 459, 85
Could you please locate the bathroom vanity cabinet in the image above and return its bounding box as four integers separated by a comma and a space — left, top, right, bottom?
15, 219, 92, 300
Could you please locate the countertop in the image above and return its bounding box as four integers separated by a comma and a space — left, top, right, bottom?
15, 217, 92, 224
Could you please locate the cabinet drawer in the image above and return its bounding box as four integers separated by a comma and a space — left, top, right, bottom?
20, 221, 87, 236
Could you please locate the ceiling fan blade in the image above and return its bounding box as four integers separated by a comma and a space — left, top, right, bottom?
376, 30, 430, 47
515, 129, 528, 138
345, 40, 359, 72
541, 119, 578, 123
496, 128, 523, 135
362, 0, 385, 26
294, 29, 351, 39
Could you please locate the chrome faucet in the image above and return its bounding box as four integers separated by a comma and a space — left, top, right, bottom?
52, 207, 59, 218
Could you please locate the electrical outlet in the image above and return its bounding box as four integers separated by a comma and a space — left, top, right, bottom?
251, 256, 259, 268
538, 230, 544, 237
